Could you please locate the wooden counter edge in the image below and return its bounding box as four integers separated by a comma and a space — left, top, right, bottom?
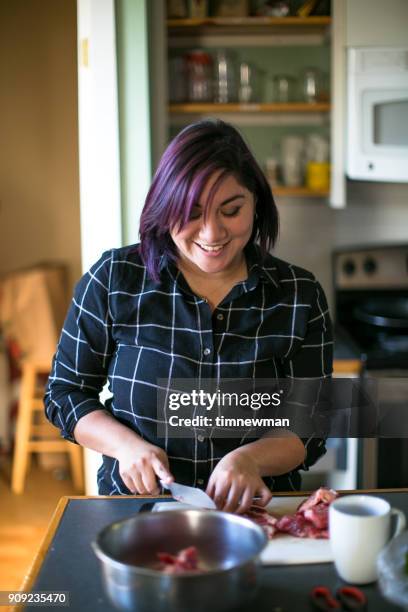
62, 489, 408, 499
333, 359, 362, 374
18, 497, 69, 596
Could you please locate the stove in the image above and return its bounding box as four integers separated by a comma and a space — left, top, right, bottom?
333, 244, 408, 488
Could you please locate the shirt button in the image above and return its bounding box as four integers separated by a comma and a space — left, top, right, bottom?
217, 313, 224, 320
203, 348, 211, 356
197, 434, 205, 442
197, 478, 204, 485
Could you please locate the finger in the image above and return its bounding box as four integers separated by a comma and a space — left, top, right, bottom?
151, 456, 174, 485
133, 472, 148, 495
255, 484, 273, 507
214, 484, 229, 510
222, 483, 243, 514
121, 472, 137, 494
236, 487, 254, 515
205, 478, 215, 499
141, 464, 161, 495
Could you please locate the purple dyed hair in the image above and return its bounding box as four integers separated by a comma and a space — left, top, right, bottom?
139, 119, 279, 281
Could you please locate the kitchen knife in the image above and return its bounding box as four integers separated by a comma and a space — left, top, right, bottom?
160, 480, 217, 509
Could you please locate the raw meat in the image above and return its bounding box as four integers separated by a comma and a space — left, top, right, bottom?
156, 546, 201, 573
302, 502, 330, 530
245, 487, 337, 540
297, 487, 338, 512
244, 505, 279, 538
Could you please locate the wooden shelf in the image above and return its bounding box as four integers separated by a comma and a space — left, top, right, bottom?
272, 186, 329, 198
169, 103, 330, 113
168, 16, 331, 39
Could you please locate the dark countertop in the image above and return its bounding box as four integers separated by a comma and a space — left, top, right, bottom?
21, 491, 408, 612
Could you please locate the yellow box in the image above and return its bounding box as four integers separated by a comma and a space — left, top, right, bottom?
306, 161, 330, 191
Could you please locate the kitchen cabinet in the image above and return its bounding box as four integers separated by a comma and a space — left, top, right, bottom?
149, 1, 347, 207
346, 0, 408, 47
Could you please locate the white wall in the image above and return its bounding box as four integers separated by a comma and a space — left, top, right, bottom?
0, 0, 81, 291
274, 182, 408, 317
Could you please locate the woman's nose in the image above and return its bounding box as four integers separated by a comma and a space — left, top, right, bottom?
198, 215, 227, 243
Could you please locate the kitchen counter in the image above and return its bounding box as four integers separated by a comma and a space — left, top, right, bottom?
17, 490, 408, 611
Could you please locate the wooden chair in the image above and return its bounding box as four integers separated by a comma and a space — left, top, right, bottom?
11, 361, 84, 494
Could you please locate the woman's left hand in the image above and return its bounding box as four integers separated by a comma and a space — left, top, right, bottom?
205, 450, 272, 514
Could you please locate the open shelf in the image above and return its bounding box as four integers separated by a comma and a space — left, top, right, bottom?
272, 186, 329, 198
168, 16, 331, 36
169, 103, 330, 113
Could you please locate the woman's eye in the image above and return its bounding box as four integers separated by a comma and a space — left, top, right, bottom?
189, 209, 202, 220
222, 207, 240, 217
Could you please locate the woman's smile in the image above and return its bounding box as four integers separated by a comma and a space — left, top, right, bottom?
194, 240, 230, 255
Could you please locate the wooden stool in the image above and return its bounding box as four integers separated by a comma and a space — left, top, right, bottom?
11, 361, 84, 494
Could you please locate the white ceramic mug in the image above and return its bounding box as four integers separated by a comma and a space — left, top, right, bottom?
329, 495, 406, 584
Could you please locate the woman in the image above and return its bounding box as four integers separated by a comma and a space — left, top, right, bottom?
45, 120, 333, 513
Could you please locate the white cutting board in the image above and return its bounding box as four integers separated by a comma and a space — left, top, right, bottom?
152, 496, 333, 566
260, 496, 333, 565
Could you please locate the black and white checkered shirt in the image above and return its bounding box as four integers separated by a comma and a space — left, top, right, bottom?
45, 243, 333, 494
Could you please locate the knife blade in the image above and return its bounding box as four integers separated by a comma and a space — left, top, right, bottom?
161, 480, 216, 509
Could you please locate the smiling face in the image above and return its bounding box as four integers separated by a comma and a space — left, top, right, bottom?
170, 173, 255, 277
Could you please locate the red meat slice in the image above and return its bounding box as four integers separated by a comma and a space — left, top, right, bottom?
157, 546, 200, 573
297, 487, 337, 512
245, 487, 337, 540
244, 505, 279, 538
276, 513, 325, 539
302, 502, 330, 530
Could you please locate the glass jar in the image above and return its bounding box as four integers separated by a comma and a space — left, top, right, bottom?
281, 136, 305, 186
214, 50, 237, 103
238, 62, 260, 103
301, 68, 321, 104
271, 74, 296, 103
185, 50, 213, 103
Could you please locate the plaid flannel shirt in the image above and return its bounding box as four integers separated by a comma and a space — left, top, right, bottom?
45, 243, 333, 494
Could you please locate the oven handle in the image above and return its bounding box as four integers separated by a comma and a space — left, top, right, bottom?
354, 304, 408, 329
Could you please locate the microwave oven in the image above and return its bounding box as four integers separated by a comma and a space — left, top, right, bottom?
347, 47, 408, 183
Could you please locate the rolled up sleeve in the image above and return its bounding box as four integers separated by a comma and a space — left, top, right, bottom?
44, 250, 115, 442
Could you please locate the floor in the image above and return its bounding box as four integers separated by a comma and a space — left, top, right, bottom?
0, 456, 76, 591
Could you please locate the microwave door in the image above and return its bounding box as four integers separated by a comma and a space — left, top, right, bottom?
363, 90, 408, 156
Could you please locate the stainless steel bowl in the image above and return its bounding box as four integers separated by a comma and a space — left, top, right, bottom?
92, 509, 267, 612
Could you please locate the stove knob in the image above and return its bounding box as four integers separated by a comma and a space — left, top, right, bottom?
363, 257, 377, 275
342, 259, 356, 276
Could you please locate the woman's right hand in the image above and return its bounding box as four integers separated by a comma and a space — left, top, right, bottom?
116, 438, 174, 495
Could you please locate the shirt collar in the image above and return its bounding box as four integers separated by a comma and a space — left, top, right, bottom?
164, 242, 281, 296
244, 243, 281, 293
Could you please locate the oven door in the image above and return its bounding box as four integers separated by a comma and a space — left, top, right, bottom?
358, 370, 408, 488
